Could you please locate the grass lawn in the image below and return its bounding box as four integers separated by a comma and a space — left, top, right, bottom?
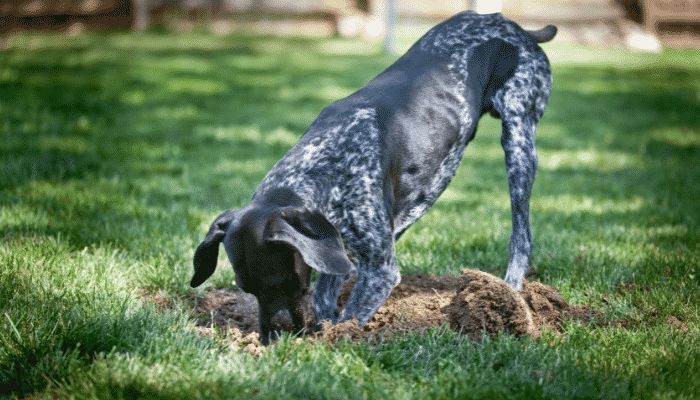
1, 28, 699, 399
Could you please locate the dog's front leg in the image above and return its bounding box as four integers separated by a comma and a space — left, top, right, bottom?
257, 298, 275, 346
339, 249, 400, 326
312, 273, 347, 325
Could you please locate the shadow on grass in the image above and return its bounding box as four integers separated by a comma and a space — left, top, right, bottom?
0, 271, 210, 397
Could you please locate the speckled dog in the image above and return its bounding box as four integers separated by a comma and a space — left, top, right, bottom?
191, 11, 557, 345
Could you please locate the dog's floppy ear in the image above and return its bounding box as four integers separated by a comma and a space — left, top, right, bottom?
265, 208, 353, 276
191, 209, 240, 287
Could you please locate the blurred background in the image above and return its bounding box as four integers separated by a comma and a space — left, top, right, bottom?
1, 0, 699, 49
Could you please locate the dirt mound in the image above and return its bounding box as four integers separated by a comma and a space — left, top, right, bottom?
184, 269, 602, 353
442, 270, 601, 341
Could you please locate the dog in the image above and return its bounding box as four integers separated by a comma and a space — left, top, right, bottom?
190, 11, 556, 345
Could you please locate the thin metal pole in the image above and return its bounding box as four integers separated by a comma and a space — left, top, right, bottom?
383, 0, 396, 54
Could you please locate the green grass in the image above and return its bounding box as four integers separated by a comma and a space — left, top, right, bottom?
1, 29, 700, 399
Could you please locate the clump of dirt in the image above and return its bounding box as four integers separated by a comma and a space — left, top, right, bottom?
179, 269, 606, 352
441, 270, 603, 341
441, 269, 534, 341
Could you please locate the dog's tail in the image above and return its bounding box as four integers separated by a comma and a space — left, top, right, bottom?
526, 25, 557, 43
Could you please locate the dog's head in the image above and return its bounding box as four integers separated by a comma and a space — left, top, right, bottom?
190, 206, 353, 344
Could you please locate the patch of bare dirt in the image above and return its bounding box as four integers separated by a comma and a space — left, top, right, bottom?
320, 269, 606, 344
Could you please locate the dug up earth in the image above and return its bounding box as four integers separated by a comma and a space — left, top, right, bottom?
183, 268, 604, 355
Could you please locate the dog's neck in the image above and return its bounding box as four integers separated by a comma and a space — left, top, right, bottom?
254, 187, 305, 209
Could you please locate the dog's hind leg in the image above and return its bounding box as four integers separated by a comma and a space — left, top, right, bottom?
500, 112, 538, 291
495, 66, 551, 290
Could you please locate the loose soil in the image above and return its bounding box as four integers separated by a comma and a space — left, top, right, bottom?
180, 268, 606, 354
